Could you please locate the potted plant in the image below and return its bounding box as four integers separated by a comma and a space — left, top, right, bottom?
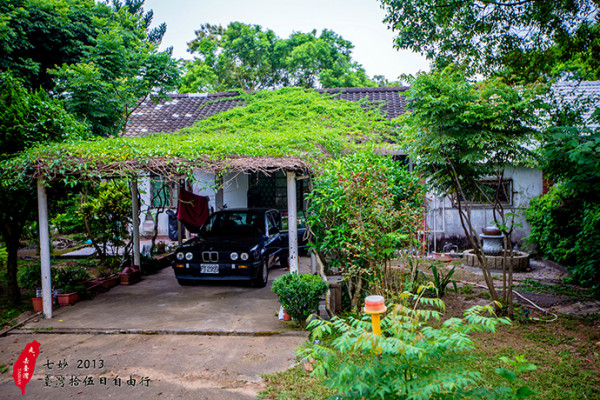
53, 265, 90, 306
56, 283, 80, 306
96, 261, 120, 288
18, 263, 59, 311
120, 266, 141, 285
272, 272, 329, 329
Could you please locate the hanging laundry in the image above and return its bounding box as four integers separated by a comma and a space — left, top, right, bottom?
177, 188, 209, 232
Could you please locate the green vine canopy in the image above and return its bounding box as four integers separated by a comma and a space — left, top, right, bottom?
1, 88, 401, 184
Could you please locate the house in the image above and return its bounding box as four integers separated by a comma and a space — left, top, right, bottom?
125, 87, 410, 238
124, 86, 546, 250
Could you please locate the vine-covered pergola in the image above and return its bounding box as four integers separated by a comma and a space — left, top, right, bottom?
3, 87, 402, 319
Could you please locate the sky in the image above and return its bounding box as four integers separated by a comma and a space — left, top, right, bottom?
143, 0, 429, 82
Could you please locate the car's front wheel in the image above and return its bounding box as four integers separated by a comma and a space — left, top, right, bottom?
253, 258, 268, 288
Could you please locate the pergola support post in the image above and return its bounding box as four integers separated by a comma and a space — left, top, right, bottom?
177, 183, 183, 245
37, 178, 52, 319
131, 179, 141, 268
286, 171, 299, 273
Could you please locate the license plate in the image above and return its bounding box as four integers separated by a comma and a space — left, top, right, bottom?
200, 264, 219, 274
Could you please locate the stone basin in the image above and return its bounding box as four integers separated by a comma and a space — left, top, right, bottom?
462, 249, 530, 272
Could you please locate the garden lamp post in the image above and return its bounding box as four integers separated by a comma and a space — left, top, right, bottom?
364, 295, 387, 336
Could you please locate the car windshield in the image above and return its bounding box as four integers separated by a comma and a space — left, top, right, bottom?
199, 211, 266, 237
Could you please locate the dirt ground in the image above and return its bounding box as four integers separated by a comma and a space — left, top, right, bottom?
448, 258, 600, 319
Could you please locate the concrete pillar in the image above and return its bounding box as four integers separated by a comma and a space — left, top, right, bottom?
176, 184, 183, 245
131, 179, 141, 267
37, 179, 52, 319
286, 171, 298, 273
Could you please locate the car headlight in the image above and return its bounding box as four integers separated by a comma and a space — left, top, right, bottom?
230, 252, 239, 261
176, 252, 185, 261
185, 252, 193, 261
240, 252, 249, 261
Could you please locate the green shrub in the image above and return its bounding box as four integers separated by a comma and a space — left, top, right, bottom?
51, 192, 85, 234
428, 262, 457, 298
0, 246, 7, 267
18, 263, 58, 290
301, 290, 538, 399
525, 186, 577, 264
79, 180, 132, 263
307, 151, 424, 311
272, 272, 329, 329
53, 265, 90, 293
525, 186, 600, 291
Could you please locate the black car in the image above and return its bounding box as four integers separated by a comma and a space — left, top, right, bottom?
172, 209, 288, 287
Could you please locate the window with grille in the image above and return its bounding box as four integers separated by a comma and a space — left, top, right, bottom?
462, 179, 513, 205
151, 177, 177, 208
247, 171, 308, 210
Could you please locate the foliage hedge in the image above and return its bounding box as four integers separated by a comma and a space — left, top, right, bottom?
525, 185, 600, 291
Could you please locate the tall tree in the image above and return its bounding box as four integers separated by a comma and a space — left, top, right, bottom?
0, 0, 178, 305
0, 0, 101, 90
51, 0, 180, 137
401, 66, 545, 315
180, 22, 375, 92
379, 0, 600, 82
0, 72, 87, 305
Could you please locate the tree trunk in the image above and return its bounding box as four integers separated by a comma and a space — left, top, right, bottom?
2, 221, 23, 305
80, 189, 106, 265
313, 250, 333, 317
350, 274, 363, 313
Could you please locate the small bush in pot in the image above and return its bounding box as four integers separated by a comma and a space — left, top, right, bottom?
272, 272, 329, 329
53, 265, 90, 293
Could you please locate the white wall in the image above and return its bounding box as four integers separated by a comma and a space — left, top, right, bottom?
137, 177, 154, 235
427, 166, 543, 249
193, 171, 217, 211
223, 172, 248, 209
137, 170, 218, 237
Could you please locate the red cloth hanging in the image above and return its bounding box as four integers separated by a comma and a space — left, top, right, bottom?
177, 188, 209, 232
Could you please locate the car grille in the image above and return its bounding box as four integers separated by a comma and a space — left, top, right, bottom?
202, 251, 219, 262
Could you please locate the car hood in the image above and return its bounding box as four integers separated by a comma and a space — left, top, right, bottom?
180, 235, 263, 252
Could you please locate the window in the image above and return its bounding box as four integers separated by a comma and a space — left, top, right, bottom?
247, 171, 308, 210
151, 177, 177, 208
463, 179, 513, 205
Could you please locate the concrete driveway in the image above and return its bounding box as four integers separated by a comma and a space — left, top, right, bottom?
0, 261, 311, 399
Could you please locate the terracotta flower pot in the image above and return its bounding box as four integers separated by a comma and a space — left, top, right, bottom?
100, 275, 120, 289
120, 269, 141, 285
57, 292, 80, 306
32, 297, 43, 313
283, 309, 291, 321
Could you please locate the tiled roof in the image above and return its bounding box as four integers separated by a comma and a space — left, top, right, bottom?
124, 87, 409, 137
319, 86, 409, 120
553, 81, 600, 129
124, 91, 244, 137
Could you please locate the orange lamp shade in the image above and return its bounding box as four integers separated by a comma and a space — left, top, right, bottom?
364, 295, 387, 314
